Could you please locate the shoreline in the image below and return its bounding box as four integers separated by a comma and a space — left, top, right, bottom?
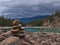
0, 30, 60, 45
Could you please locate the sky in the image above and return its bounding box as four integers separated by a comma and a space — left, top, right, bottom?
0, 0, 60, 18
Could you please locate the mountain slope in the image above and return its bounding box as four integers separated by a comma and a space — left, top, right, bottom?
13, 15, 49, 24
28, 11, 60, 27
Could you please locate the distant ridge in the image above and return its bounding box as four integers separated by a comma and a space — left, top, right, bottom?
12, 15, 49, 24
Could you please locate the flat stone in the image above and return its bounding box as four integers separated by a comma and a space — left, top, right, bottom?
0, 30, 4, 35
0, 35, 5, 42
0, 36, 20, 45
1, 30, 12, 38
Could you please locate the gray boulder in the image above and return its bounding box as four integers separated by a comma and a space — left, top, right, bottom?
0, 35, 6, 42
0, 36, 20, 45
0, 30, 4, 35
1, 30, 13, 38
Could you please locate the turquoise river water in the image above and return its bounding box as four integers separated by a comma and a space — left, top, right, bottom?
0, 27, 60, 33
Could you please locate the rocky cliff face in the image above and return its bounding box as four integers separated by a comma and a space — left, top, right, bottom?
42, 16, 60, 27
0, 30, 60, 45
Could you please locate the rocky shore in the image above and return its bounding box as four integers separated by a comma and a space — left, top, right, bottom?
0, 30, 60, 45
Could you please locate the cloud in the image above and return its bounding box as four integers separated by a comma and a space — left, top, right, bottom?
0, 0, 60, 6
0, 0, 60, 18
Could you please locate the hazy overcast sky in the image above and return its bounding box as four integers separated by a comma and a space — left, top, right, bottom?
0, 0, 60, 18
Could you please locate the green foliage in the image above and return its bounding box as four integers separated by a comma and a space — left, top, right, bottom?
0, 16, 13, 26
0, 16, 26, 26
55, 11, 60, 17
46, 15, 54, 22
28, 19, 43, 26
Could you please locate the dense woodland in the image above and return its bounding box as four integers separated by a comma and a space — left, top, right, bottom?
0, 16, 25, 26
0, 16, 13, 26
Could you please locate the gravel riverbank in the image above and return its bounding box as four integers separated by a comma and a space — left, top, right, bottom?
0, 30, 60, 45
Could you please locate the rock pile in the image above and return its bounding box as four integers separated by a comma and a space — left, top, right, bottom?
0, 31, 60, 45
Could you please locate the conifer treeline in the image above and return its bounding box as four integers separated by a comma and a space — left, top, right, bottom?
0, 16, 26, 26
0, 16, 13, 26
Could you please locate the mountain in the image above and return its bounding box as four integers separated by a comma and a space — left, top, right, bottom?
12, 15, 49, 24
4, 5, 60, 24
28, 11, 60, 27
4, 4, 59, 24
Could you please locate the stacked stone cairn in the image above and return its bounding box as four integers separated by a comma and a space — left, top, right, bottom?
11, 20, 25, 38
